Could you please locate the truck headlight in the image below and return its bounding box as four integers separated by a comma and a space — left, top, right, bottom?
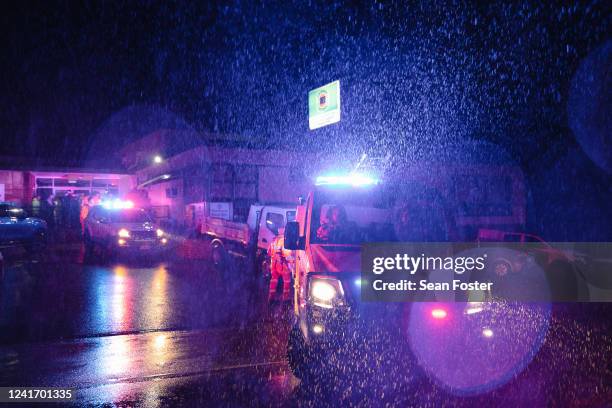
156, 229, 164, 238
309, 276, 345, 308
118, 228, 130, 238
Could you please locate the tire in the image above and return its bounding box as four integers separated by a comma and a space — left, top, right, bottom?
211, 242, 225, 267
23, 233, 46, 258
492, 259, 512, 277
104, 241, 117, 262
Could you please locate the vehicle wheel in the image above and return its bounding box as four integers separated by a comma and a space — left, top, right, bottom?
492, 259, 512, 277
24, 234, 46, 258
287, 324, 317, 381
211, 242, 225, 267
107, 245, 117, 262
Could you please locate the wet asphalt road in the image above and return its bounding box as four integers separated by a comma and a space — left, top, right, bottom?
0, 242, 610, 407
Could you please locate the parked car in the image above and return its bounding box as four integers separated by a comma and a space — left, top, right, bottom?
476, 228, 576, 275
476, 228, 588, 300
0, 202, 47, 253
84, 203, 169, 259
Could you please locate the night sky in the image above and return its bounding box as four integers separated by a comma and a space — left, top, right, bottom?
0, 1, 609, 173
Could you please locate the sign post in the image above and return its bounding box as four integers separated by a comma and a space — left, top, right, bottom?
308, 80, 340, 130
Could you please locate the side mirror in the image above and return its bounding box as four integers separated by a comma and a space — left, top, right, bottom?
284, 221, 303, 250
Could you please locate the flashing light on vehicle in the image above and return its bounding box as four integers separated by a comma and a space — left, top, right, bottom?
431, 308, 448, 319
162, 174, 171, 180
118, 228, 130, 238
315, 173, 379, 187
156, 228, 164, 238
102, 199, 135, 210
117, 238, 127, 246
309, 277, 345, 308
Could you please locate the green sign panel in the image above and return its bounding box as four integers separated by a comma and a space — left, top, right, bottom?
308, 80, 340, 130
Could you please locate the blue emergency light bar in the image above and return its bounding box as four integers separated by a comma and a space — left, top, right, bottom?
101, 199, 134, 210
315, 174, 379, 186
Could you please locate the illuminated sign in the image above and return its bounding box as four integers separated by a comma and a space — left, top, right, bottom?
308, 80, 340, 130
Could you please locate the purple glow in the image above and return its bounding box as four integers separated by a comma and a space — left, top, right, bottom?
408, 301, 551, 395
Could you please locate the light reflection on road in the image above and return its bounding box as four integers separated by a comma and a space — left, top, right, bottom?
145, 265, 169, 329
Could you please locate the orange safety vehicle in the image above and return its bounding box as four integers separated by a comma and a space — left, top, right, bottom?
283, 164, 527, 379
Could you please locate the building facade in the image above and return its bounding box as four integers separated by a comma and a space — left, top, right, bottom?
121, 131, 325, 228
0, 168, 135, 206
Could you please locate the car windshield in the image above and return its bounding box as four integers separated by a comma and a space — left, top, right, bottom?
108, 209, 151, 223
310, 183, 451, 244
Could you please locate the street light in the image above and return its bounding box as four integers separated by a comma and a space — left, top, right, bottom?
153, 155, 163, 164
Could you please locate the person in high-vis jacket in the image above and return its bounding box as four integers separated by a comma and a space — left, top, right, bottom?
268, 228, 293, 303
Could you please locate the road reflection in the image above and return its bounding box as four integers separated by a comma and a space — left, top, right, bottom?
87, 263, 173, 335
145, 265, 169, 329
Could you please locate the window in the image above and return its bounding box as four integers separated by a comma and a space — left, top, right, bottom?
109, 209, 152, 223
265, 212, 285, 235
36, 188, 53, 198
234, 165, 257, 184
92, 179, 112, 188
166, 187, 178, 198
210, 164, 233, 200
36, 178, 53, 187
503, 234, 521, 242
